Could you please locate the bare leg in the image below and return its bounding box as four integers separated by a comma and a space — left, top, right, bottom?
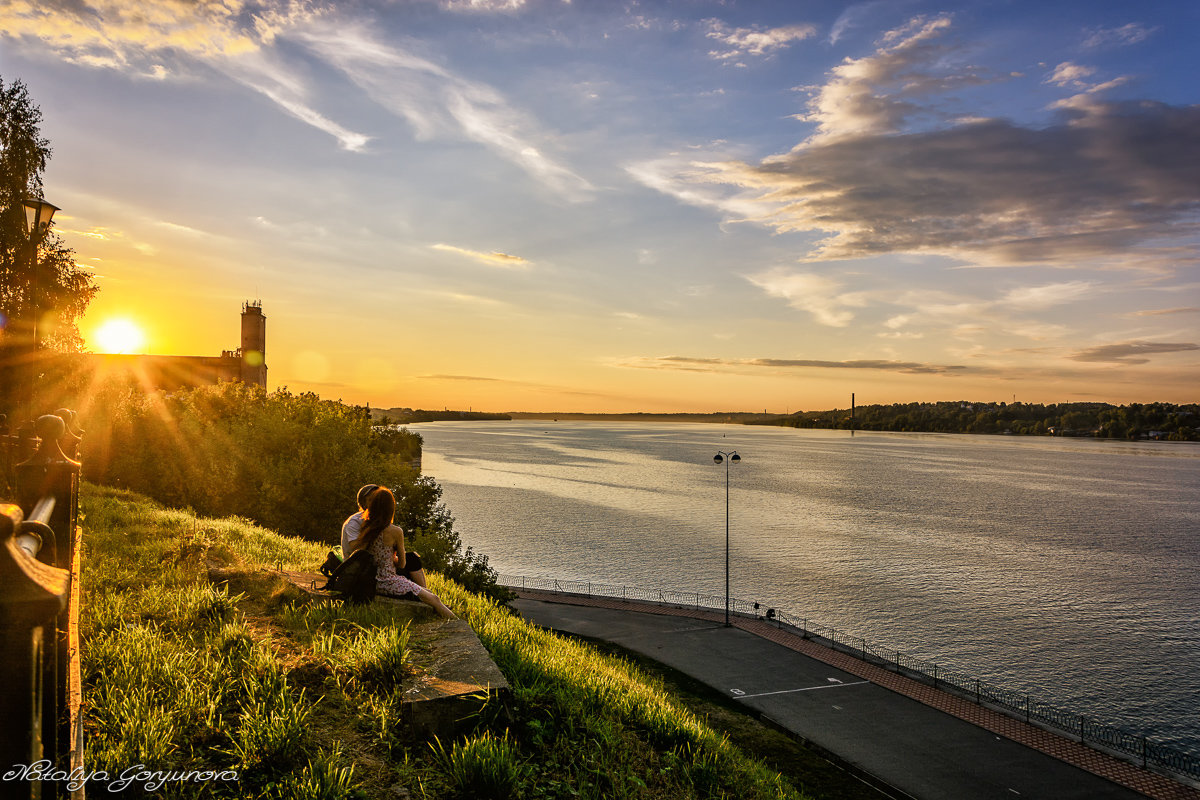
405, 568, 429, 589
416, 587, 456, 619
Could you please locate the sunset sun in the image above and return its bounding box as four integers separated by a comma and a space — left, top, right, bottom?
94, 318, 146, 354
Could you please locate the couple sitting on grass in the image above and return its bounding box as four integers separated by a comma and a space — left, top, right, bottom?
341, 484, 456, 619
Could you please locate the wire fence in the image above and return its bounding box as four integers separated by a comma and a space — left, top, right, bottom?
500, 573, 1200, 785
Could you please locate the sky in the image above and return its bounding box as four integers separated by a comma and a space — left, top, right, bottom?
2, 0, 1198, 413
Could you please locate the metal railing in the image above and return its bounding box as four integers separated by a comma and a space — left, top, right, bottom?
2, 411, 85, 799
500, 573, 1200, 785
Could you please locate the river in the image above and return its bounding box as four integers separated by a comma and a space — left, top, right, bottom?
417, 420, 1200, 754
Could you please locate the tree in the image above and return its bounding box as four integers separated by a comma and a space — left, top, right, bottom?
0, 77, 98, 353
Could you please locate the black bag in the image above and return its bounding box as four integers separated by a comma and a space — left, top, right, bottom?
319, 550, 342, 578
321, 549, 377, 605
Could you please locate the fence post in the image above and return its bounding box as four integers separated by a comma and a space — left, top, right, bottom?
16, 416, 81, 569
0, 503, 71, 790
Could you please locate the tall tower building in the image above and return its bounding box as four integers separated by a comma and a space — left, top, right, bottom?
240, 301, 267, 388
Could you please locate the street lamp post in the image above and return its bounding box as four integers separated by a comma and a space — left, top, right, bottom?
22, 198, 60, 347
21, 198, 59, 422
713, 449, 741, 626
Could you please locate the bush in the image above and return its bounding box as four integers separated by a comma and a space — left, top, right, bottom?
79, 380, 510, 600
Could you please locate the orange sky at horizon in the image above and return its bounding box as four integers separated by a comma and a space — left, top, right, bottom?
14, 2, 1196, 414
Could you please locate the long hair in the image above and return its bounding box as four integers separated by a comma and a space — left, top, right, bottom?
359, 486, 396, 550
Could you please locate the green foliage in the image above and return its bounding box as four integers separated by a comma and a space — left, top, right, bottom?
432, 731, 527, 799
79, 381, 511, 599
754, 400, 1200, 440
81, 486, 361, 799
82, 382, 412, 541
281, 602, 413, 690
0, 76, 98, 360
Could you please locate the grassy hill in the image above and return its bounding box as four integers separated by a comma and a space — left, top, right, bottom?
79, 484, 881, 799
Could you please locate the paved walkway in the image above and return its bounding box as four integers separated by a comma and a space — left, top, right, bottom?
513, 589, 1199, 800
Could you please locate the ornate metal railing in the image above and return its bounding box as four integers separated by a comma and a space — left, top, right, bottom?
2, 411, 85, 799
500, 573, 1200, 784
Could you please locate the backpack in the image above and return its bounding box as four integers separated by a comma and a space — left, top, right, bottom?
319, 550, 342, 578
321, 549, 377, 605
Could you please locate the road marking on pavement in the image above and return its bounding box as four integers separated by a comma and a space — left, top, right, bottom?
730, 680, 870, 700
667, 624, 726, 634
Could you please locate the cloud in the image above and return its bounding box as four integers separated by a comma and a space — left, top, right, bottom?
297, 22, 593, 198
829, 2, 886, 44
1082, 22, 1157, 49
225, 48, 372, 151
1068, 341, 1199, 364
743, 268, 867, 327
441, 0, 526, 11
0, 0, 374, 150
432, 243, 531, 268
704, 19, 817, 62
1046, 62, 1096, 87
633, 17, 1200, 270
1129, 307, 1200, 317
801, 14, 973, 141
0, 0, 263, 65
998, 281, 1096, 310
626, 355, 967, 375
1044, 63, 1128, 97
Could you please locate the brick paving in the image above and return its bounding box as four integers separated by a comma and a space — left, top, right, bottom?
515, 588, 1199, 800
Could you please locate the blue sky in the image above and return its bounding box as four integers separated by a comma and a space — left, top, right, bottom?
2, 0, 1197, 411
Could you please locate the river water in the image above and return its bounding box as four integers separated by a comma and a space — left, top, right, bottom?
417, 420, 1200, 754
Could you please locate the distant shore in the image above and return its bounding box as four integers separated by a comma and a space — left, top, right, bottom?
507, 411, 779, 423
373, 402, 1198, 441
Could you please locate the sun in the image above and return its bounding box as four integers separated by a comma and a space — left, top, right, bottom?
94, 318, 147, 354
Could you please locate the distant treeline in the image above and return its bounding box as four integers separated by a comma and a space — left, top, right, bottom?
509, 412, 779, 423
374, 408, 512, 423
749, 401, 1199, 441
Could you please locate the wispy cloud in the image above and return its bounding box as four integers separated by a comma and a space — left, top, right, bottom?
441, 0, 527, 12
743, 269, 867, 327
0, 0, 372, 149
225, 48, 372, 151
998, 281, 1096, 311
1129, 307, 1200, 317
296, 21, 593, 198
1069, 341, 1199, 364
704, 19, 817, 63
632, 16, 1200, 271
431, 243, 532, 269
625, 355, 967, 376
1082, 22, 1157, 49
829, 2, 884, 44
1045, 62, 1096, 88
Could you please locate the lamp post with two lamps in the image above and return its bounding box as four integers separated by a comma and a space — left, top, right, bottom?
713, 449, 740, 627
